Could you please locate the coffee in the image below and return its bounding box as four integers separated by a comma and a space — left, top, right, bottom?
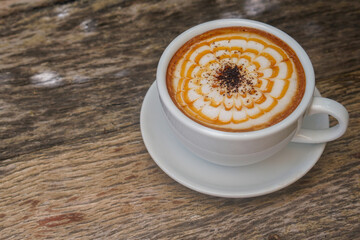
166, 27, 305, 132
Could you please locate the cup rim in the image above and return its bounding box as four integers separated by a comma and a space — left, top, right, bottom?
156, 19, 315, 139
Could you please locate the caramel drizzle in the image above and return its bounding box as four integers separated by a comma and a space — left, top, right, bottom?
175, 34, 294, 125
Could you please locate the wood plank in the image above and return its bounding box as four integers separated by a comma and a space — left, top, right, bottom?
0, 0, 359, 239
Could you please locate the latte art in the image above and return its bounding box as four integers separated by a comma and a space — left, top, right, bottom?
167, 27, 305, 131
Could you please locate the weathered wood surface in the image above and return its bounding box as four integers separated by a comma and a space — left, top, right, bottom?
0, 0, 359, 239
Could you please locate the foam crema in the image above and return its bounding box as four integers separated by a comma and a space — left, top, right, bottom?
167, 27, 306, 132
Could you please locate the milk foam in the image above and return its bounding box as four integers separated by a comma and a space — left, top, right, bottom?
168, 28, 304, 131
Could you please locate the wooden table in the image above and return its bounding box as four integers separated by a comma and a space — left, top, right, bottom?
1, 0, 359, 239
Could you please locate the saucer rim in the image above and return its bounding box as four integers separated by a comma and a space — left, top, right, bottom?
140, 81, 327, 198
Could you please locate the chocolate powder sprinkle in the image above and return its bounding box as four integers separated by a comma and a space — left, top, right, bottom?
215, 64, 253, 94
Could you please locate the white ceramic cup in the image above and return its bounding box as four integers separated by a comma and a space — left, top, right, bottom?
156, 19, 349, 166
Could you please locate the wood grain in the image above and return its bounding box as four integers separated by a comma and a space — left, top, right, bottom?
0, 0, 359, 239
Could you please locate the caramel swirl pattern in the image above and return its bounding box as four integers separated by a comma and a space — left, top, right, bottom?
167, 27, 305, 131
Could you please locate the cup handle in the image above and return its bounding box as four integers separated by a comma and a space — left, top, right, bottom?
292, 97, 349, 144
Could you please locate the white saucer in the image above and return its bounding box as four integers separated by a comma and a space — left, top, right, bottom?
140, 82, 328, 198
